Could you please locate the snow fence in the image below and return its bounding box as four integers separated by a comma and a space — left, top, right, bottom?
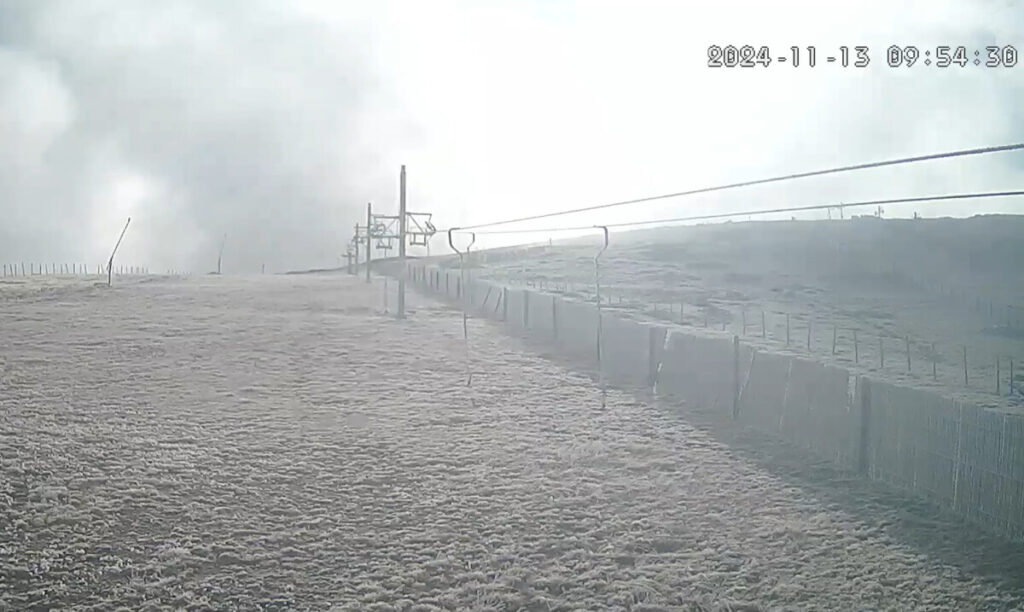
407, 261, 1024, 542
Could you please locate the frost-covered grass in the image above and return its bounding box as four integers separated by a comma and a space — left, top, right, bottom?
2, 274, 1023, 610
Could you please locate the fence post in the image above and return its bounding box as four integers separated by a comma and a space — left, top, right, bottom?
761, 310, 766, 339
523, 290, 530, 328
996, 355, 1001, 395
786, 313, 790, 346
963, 345, 968, 386
732, 335, 740, 420
806, 319, 812, 351
742, 309, 747, 335
858, 377, 872, 475
905, 335, 911, 373
932, 342, 937, 381
502, 287, 508, 322
854, 329, 859, 364
880, 336, 885, 368
832, 325, 838, 355
552, 296, 558, 340
647, 327, 661, 389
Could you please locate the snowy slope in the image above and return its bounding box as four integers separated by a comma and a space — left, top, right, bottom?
2, 274, 1023, 610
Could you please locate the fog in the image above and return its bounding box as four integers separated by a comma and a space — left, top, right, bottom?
1, 0, 1022, 272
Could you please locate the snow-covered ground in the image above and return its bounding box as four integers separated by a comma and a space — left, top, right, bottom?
2, 274, 1024, 610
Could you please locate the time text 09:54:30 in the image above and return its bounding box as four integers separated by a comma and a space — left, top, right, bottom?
707, 45, 1018, 68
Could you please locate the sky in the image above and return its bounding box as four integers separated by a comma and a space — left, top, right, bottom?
1, 0, 1022, 272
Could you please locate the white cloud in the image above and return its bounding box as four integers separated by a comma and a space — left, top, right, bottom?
1, 0, 1021, 266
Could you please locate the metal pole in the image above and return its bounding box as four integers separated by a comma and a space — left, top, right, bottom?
448, 228, 475, 386
217, 233, 226, 275
732, 335, 740, 419
905, 335, 911, 372
594, 226, 609, 409
963, 345, 968, 386
353, 223, 360, 275
398, 165, 407, 319
366, 203, 372, 283
107, 217, 132, 287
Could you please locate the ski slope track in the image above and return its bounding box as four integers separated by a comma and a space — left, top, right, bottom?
2, 274, 1024, 610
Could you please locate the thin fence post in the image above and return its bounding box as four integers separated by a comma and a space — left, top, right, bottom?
1011, 358, 1015, 395
854, 329, 859, 364
905, 335, 911, 373
932, 342, 937, 381
732, 335, 740, 420
858, 377, 872, 475
704, 307, 709, 328
679, 301, 685, 324
552, 296, 558, 340
806, 319, 812, 351
761, 310, 766, 339
880, 336, 885, 368
996, 355, 1001, 395
523, 290, 530, 328
647, 327, 661, 389
742, 309, 747, 336
963, 345, 969, 387
786, 313, 791, 346
832, 325, 838, 355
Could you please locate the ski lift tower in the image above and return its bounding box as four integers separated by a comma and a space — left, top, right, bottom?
361, 166, 438, 318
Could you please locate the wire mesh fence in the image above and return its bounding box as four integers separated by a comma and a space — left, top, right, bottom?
483, 271, 1024, 408
1, 263, 154, 277
413, 260, 1024, 542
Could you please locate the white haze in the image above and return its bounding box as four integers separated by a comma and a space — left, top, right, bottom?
1, 0, 1022, 270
